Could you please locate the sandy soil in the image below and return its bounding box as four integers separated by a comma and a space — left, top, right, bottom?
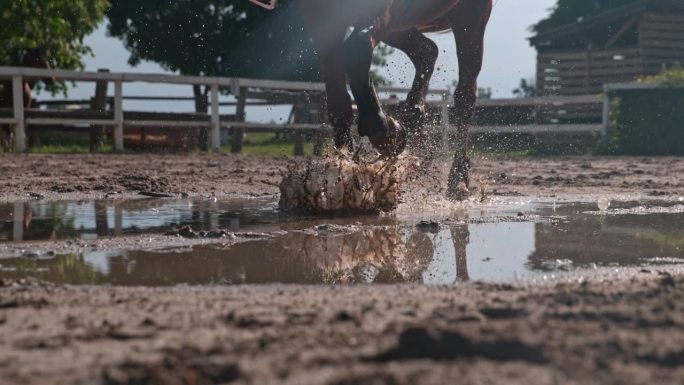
1, 153, 683, 202
2, 270, 684, 385
1, 153, 684, 384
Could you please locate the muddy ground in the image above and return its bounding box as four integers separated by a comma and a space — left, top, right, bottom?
2, 271, 684, 385
1, 153, 682, 202
1, 153, 684, 384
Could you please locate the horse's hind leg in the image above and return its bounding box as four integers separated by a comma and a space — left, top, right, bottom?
383, 30, 439, 134
447, 0, 492, 199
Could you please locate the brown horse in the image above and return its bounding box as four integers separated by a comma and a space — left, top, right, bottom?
0, 49, 52, 152
286, 0, 492, 199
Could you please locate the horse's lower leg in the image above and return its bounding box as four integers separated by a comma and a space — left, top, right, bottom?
321, 54, 354, 149
304, 20, 354, 149
345, 27, 388, 138
447, 0, 492, 199
345, 26, 407, 156
383, 30, 439, 132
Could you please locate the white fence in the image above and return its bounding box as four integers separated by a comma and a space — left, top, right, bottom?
0, 66, 451, 153
0, 66, 639, 154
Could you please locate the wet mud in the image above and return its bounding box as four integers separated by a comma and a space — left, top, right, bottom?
1, 199, 684, 286
1, 154, 683, 202
1, 153, 684, 384
3, 272, 684, 385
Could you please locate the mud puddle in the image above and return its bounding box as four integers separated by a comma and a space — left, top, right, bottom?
0, 198, 682, 285
0, 198, 282, 242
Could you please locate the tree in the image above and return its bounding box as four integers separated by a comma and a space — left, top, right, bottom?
107, 0, 323, 150
512, 78, 536, 98
107, 0, 318, 81
477, 87, 492, 100
531, 0, 636, 34
0, 0, 108, 92
106, 0, 394, 149
106, 0, 393, 93
639, 64, 684, 86
371, 44, 395, 86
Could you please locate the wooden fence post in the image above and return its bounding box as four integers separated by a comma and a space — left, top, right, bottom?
94, 201, 109, 236
90, 69, 110, 152
114, 204, 123, 236
12, 75, 25, 153
602, 85, 612, 139
113, 80, 124, 151
194, 85, 210, 152
12, 202, 24, 241
210, 84, 220, 153
231, 87, 246, 153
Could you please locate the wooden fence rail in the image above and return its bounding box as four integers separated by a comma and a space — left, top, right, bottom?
1, 66, 649, 155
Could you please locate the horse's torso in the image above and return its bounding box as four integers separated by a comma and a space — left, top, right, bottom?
386, 0, 462, 31
300, 0, 462, 34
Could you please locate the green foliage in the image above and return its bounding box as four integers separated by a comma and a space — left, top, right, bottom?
638, 64, 684, 87
370, 43, 395, 86
599, 87, 684, 155
0, 0, 108, 91
513, 78, 537, 98
31, 144, 113, 154
235, 132, 313, 155
106, 0, 317, 80
0, 253, 103, 284
477, 87, 492, 100
531, 0, 636, 34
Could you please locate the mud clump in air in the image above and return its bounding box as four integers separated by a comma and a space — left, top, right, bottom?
279, 149, 414, 214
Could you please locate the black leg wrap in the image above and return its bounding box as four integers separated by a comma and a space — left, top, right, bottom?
333, 128, 353, 150
448, 156, 471, 190
344, 29, 389, 138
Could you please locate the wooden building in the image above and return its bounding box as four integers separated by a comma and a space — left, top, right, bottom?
530, 0, 684, 96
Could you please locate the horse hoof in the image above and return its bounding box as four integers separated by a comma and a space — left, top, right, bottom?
369, 117, 407, 157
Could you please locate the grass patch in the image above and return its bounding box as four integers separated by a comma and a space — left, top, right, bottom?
224, 132, 314, 156
5, 131, 313, 155
30, 144, 113, 154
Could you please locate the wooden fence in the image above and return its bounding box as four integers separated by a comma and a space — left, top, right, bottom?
1, 66, 613, 154
536, 13, 684, 97
537, 48, 645, 96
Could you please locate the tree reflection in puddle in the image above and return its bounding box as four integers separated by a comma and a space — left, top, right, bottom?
2, 199, 684, 285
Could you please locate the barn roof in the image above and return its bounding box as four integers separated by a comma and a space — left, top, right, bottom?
530, 0, 684, 48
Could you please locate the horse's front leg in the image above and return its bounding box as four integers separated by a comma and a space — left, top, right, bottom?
447, 0, 492, 199
301, 8, 354, 149
320, 48, 354, 149
345, 24, 407, 156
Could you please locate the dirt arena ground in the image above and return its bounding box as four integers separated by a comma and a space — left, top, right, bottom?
1, 153, 682, 202
1, 153, 684, 384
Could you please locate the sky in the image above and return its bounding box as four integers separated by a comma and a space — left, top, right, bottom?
59, 0, 557, 117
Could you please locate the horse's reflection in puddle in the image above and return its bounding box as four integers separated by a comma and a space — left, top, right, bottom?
273, 223, 471, 284
0, 220, 473, 286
